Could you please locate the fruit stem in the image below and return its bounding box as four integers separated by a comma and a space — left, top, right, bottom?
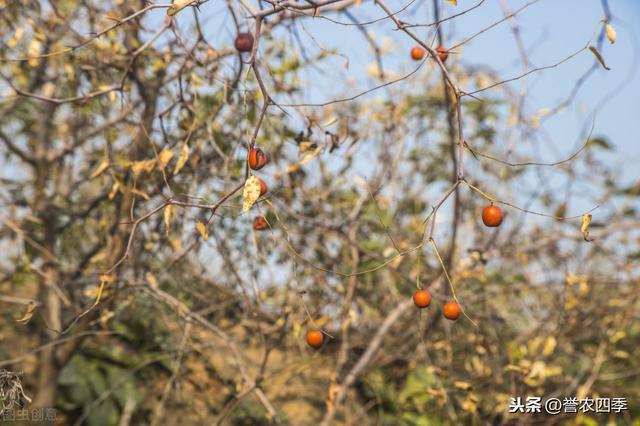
459, 179, 497, 203
430, 239, 478, 328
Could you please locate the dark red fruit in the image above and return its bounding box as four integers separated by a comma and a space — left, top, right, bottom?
235, 32, 254, 53
253, 215, 268, 231
436, 46, 449, 63
258, 178, 267, 196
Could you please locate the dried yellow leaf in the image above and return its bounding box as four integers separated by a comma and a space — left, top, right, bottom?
286, 164, 300, 174
173, 143, 189, 175
195, 222, 208, 240
89, 251, 108, 264
27, 40, 41, 66
90, 159, 109, 179
164, 204, 175, 234
145, 272, 159, 289
542, 336, 556, 356
605, 24, 617, 44
446, 0, 457, 5
100, 274, 115, 283
581, 214, 593, 242
108, 180, 121, 200
323, 117, 338, 127
300, 146, 322, 166
157, 148, 174, 170
131, 159, 155, 176
169, 238, 183, 252
7, 27, 25, 48
16, 301, 36, 324
242, 176, 262, 213
168, 0, 194, 16
298, 141, 314, 154
130, 188, 150, 200
454, 381, 472, 390
504, 364, 527, 373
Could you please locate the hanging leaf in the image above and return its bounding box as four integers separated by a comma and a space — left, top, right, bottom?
605, 24, 617, 44
7, 27, 25, 49
157, 148, 174, 170
195, 222, 208, 240
323, 117, 338, 127
581, 214, 594, 242
108, 179, 121, 200
446, 0, 458, 5
27, 40, 41, 67
454, 381, 472, 390
145, 272, 159, 289
542, 336, 557, 356
16, 301, 37, 324
86, 273, 115, 307
90, 159, 109, 179
242, 176, 262, 213
300, 146, 322, 166
298, 141, 315, 155
588, 46, 610, 70
100, 274, 115, 283
131, 159, 156, 176
173, 143, 189, 175
130, 188, 150, 200
168, 0, 195, 16
164, 204, 175, 234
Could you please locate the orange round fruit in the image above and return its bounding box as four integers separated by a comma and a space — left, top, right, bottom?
413, 289, 431, 309
248, 147, 267, 170
410, 46, 425, 61
253, 215, 268, 231
443, 301, 461, 320
436, 46, 449, 63
482, 205, 503, 227
306, 330, 324, 349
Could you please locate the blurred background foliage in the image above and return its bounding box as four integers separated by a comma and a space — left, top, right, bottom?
0, 0, 639, 425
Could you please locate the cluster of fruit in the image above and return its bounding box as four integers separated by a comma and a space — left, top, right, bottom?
412, 290, 461, 319
410, 45, 449, 62
304, 205, 504, 348
235, 33, 505, 348
410, 205, 503, 320
234, 33, 271, 230
247, 147, 269, 231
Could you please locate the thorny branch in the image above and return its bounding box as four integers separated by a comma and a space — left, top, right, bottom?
0, 0, 616, 421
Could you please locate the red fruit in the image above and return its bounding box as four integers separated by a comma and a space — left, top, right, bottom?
258, 178, 267, 196
482, 205, 503, 227
234, 32, 254, 53
436, 46, 449, 63
410, 46, 425, 61
413, 289, 431, 309
253, 215, 268, 231
443, 301, 461, 321
248, 147, 267, 170
306, 330, 324, 349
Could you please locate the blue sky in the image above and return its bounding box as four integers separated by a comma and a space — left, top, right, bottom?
169, 0, 639, 175
147, 0, 640, 250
